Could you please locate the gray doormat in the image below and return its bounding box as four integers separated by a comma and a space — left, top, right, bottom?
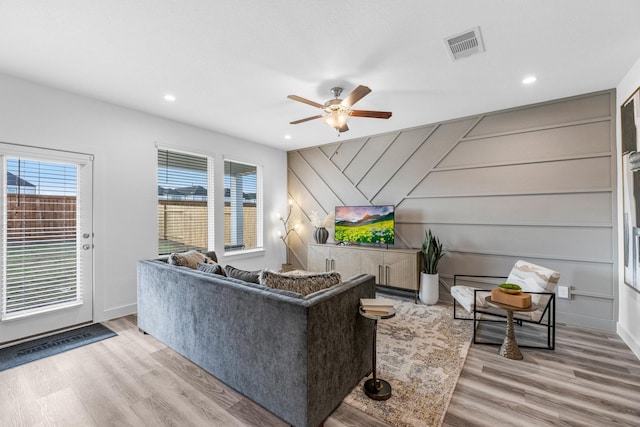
0, 323, 116, 371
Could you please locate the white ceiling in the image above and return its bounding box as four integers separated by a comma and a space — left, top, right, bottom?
1, 1, 640, 151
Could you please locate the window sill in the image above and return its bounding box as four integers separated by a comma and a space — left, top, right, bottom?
223, 248, 265, 261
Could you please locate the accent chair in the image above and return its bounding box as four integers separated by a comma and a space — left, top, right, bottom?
450, 259, 560, 350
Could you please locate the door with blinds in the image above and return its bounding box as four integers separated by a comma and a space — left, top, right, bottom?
0, 144, 93, 344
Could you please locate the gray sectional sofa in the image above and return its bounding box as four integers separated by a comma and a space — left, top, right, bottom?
137, 259, 376, 427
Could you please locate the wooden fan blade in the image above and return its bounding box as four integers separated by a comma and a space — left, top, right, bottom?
341, 85, 371, 108
287, 95, 324, 109
290, 114, 323, 124
338, 123, 349, 133
350, 110, 392, 119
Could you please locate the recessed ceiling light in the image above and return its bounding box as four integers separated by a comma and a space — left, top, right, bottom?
164, 94, 176, 102
284, 134, 292, 140
522, 76, 537, 85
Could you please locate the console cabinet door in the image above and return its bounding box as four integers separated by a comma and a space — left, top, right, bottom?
307, 244, 331, 272
359, 249, 385, 284
329, 246, 362, 280
383, 251, 419, 291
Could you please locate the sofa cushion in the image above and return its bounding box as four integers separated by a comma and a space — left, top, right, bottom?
260, 270, 341, 296
197, 262, 226, 276
168, 250, 214, 269
225, 265, 261, 283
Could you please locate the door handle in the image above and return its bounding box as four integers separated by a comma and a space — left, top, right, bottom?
379, 265, 383, 284
325, 259, 329, 271
385, 265, 390, 285
331, 259, 335, 270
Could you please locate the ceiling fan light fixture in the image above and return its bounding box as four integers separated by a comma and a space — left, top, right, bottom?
288, 84, 390, 134
323, 110, 349, 130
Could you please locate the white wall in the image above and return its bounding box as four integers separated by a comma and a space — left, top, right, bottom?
617, 56, 640, 358
0, 73, 288, 322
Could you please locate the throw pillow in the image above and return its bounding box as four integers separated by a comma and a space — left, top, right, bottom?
204, 251, 218, 263
225, 265, 261, 283
259, 270, 341, 296
197, 262, 226, 276
168, 250, 214, 269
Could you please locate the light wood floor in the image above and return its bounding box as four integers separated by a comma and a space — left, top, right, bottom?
1, 313, 639, 427
444, 320, 640, 426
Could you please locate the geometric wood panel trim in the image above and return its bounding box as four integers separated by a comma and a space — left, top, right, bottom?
287, 90, 617, 330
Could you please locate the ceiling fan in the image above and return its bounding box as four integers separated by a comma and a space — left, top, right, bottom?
287, 85, 392, 134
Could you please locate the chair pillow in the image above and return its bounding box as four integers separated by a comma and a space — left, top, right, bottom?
168, 250, 215, 269
259, 270, 341, 296
197, 262, 226, 276
506, 260, 560, 321
225, 265, 261, 283
505, 260, 560, 293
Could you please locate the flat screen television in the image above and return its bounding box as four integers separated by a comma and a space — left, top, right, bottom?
334, 205, 395, 245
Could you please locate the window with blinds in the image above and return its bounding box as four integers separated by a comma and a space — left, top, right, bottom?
224, 160, 262, 252
158, 149, 212, 255
2, 158, 81, 318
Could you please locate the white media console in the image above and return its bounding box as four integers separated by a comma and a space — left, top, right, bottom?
307, 243, 421, 302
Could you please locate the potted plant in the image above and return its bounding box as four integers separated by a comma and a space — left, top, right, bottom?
420, 229, 445, 305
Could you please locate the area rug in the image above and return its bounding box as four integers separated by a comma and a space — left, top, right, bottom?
0, 323, 116, 371
343, 296, 472, 427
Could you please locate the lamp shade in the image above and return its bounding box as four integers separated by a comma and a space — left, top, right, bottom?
323, 111, 349, 129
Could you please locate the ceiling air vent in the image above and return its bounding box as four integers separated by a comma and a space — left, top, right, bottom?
444, 27, 485, 60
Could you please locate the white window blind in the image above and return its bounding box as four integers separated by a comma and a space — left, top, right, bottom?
2, 157, 81, 318
224, 160, 262, 252
158, 149, 210, 255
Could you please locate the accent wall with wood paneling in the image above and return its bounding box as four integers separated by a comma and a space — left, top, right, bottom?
287, 90, 617, 331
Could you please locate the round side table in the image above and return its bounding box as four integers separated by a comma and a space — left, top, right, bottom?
359, 306, 396, 400
484, 296, 538, 360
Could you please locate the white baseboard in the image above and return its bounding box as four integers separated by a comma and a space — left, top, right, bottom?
617, 322, 640, 361
97, 303, 137, 322
557, 312, 616, 332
